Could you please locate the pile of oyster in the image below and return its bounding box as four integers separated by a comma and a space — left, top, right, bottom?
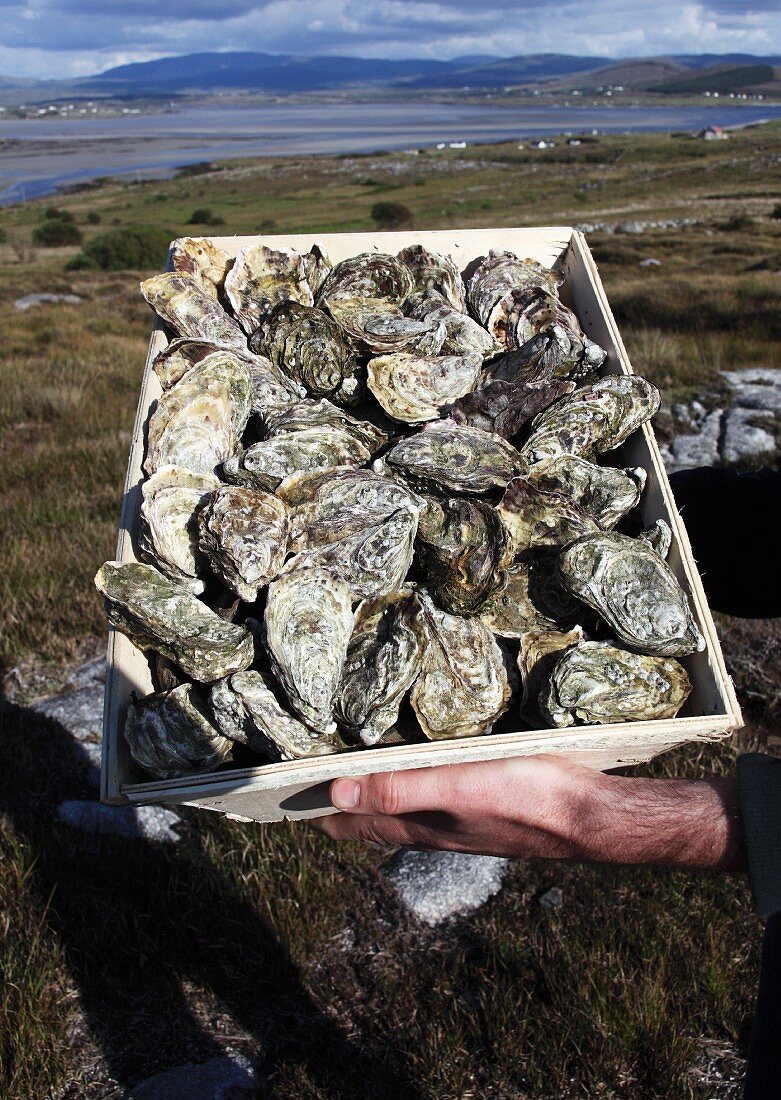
95, 238, 705, 781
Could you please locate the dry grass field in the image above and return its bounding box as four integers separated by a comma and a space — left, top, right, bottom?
1, 122, 780, 1098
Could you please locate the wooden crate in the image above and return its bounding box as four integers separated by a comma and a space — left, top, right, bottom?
101, 226, 742, 823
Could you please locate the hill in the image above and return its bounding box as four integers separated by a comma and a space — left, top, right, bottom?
653, 63, 781, 95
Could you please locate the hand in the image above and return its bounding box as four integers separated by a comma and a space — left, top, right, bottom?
312, 755, 746, 871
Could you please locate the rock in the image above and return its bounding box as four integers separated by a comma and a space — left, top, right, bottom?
383, 849, 509, 925
14, 292, 82, 310
722, 407, 776, 464
662, 409, 723, 472
722, 367, 781, 414
639, 258, 662, 267
57, 800, 181, 843
128, 1054, 256, 1099
31, 657, 106, 788
539, 886, 564, 911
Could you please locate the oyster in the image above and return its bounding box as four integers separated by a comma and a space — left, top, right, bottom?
638, 518, 673, 560
277, 466, 423, 553
170, 237, 233, 300
521, 375, 661, 465
406, 291, 501, 361
327, 298, 432, 356
479, 551, 582, 638
385, 420, 522, 496
211, 671, 342, 758
367, 351, 482, 425
490, 294, 607, 382
95, 561, 254, 682
198, 485, 289, 602
497, 476, 600, 554
224, 244, 313, 334
223, 426, 372, 491
397, 245, 466, 311
526, 455, 646, 530
411, 590, 511, 739
317, 251, 414, 306
145, 351, 253, 476
140, 272, 246, 349
250, 301, 359, 396
335, 590, 424, 745
264, 568, 354, 733
281, 506, 418, 601
138, 465, 220, 594
125, 682, 232, 779
447, 378, 575, 439
558, 530, 705, 656
467, 251, 560, 331
153, 337, 235, 390
517, 626, 586, 721
264, 398, 388, 456
244, 352, 306, 419
542, 641, 692, 727
302, 243, 333, 297
416, 497, 511, 614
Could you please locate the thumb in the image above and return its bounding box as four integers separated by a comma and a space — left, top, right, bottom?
330, 766, 458, 817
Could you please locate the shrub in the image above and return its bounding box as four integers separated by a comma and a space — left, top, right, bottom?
771, 203, 781, 221
44, 206, 74, 222
259, 218, 277, 232
86, 211, 102, 225
66, 225, 174, 271
371, 201, 414, 230
187, 207, 225, 226
720, 213, 754, 232
0, 227, 6, 244
32, 220, 83, 247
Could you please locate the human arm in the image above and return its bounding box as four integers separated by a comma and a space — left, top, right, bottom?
313, 755, 747, 872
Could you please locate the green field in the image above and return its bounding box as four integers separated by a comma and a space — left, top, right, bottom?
1, 123, 780, 1098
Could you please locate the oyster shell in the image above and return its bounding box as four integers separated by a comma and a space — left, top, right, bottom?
558, 530, 705, 656
497, 476, 600, 554
244, 351, 306, 420
479, 551, 582, 638
526, 455, 646, 530
153, 337, 235, 390
250, 301, 360, 396
224, 244, 313, 334
490, 293, 607, 382
521, 375, 661, 465
281, 506, 418, 601
416, 496, 511, 614
467, 251, 560, 331
397, 245, 466, 311
211, 671, 343, 758
140, 272, 246, 349
406, 291, 501, 360
542, 641, 692, 727
335, 590, 424, 745
138, 465, 220, 594
95, 561, 255, 682
170, 237, 233, 300
277, 466, 423, 553
125, 682, 233, 779
638, 518, 673, 560
367, 351, 482, 425
517, 626, 586, 721
264, 568, 354, 733
145, 351, 253, 476
385, 420, 523, 496
223, 426, 372, 491
447, 378, 575, 439
264, 398, 388, 456
302, 243, 333, 297
317, 251, 414, 306
198, 485, 289, 602
411, 590, 511, 739
327, 298, 432, 356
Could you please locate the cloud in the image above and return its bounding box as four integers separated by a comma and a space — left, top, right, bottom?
0, 0, 779, 79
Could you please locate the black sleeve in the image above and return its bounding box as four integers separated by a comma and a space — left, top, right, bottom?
668, 466, 781, 618
738, 755, 781, 918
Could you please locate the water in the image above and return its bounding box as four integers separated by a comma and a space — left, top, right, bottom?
1, 100, 779, 205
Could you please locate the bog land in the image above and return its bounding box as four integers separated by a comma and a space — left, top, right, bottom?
1, 122, 780, 1098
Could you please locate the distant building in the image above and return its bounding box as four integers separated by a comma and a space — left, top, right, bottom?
699, 125, 728, 140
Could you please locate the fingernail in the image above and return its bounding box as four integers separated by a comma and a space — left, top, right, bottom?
332, 780, 360, 809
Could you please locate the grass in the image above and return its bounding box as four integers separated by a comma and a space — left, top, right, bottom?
0, 122, 780, 1097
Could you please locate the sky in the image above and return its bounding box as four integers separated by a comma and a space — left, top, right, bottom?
1, 0, 780, 80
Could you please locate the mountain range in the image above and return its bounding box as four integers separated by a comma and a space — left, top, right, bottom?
2, 51, 780, 101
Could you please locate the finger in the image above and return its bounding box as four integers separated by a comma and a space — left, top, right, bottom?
313, 810, 438, 850
329, 765, 465, 817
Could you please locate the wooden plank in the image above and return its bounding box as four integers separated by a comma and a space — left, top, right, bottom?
101, 226, 742, 818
